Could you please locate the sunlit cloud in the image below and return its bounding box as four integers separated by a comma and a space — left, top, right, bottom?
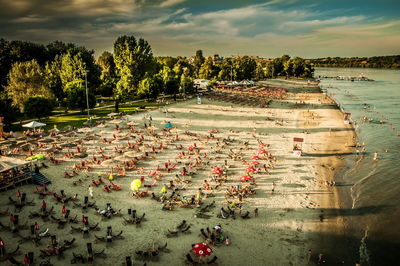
0, 0, 399, 57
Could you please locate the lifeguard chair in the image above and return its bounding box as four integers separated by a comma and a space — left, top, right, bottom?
344, 112, 352, 124
293, 137, 304, 157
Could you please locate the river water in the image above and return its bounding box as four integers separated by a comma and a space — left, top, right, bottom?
315, 67, 400, 266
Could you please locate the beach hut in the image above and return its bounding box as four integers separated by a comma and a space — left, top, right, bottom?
293, 137, 304, 157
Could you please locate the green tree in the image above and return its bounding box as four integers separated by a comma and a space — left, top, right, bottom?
138, 76, 163, 100
0, 95, 19, 125
65, 84, 96, 112
59, 51, 87, 93
159, 66, 179, 95
113, 35, 154, 112
231, 57, 256, 80
97, 51, 117, 96
199, 57, 218, 80
193, 50, 205, 78
283, 60, 294, 78
254, 62, 265, 80
5, 59, 53, 112
44, 55, 63, 101
24, 96, 53, 119
217, 59, 233, 81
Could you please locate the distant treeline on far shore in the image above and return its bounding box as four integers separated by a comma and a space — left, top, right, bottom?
307, 55, 400, 69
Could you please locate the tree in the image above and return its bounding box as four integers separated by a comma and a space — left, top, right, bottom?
44, 55, 63, 101
138, 76, 163, 100
217, 59, 233, 81
199, 57, 218, 80
231, 57, 256, 80
113, 35, 154, 112
0, 39, 48, 90
97, 51, 117, 96
59, 51, 87, 93
65, 84, 96, 112
5, 60, 53, 112
24, 96, 53, 119
193, 50, 205, 77
253, 62, 265, 80
159, 66, 179, 95
283, 60, 294, 78
0, 95, 19, 125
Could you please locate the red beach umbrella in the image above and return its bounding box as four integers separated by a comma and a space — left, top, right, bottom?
211, 167, 223, 175
246, 166, 257, 173
192, 242, 212, 257
252, 155, 261, 160
240, 175, 253, 182
251, 161, 260, 166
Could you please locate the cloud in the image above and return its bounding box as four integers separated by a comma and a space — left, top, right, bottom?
0, 0, 399, 58
159, 0, 185, 8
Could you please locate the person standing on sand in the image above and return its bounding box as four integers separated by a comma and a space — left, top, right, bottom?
307, 249, 312, 263
272, 182, 276, 193
88, 185, 93, 199
318, 253, 325, 264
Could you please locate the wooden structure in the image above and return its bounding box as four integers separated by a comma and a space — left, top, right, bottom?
0, 156, 32, 191
293, 137, 304, 157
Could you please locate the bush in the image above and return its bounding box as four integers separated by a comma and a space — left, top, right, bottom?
24, 96, 53, 119
0, 96, 19, 125
65, 85, 96, 112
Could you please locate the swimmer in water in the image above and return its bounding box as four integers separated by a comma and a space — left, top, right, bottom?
373, 152, 378, 161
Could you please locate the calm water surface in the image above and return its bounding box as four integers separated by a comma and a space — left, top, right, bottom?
316, 67, 400, 266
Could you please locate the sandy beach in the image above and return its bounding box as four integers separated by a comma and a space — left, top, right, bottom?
0, 79, 355, 265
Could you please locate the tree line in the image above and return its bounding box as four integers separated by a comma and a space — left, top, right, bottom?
0, 36, 314, 123
308, 56, 400, 69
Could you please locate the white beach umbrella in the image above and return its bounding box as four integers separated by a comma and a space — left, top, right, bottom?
23, 121, 46, 128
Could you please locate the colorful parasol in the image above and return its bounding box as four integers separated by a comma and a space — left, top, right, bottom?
192, 242, 213, 257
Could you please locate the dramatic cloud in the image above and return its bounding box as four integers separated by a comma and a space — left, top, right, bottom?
0, 0, 399, 57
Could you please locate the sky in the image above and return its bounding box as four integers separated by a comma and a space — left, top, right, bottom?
1, 0, 400, 58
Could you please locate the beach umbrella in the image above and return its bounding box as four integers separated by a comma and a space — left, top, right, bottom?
211, 167, 223, 175
252, 155, 261, 160
250, 161, 260, 166
127, 121, 139, 126
101, 159, 115, 166
246, 166, 257, 173
124, 151, 137, 157
192, 243, 212, 257
240, 175, 253, 182
22, 121, 46, 128
130, 179, 142, 191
